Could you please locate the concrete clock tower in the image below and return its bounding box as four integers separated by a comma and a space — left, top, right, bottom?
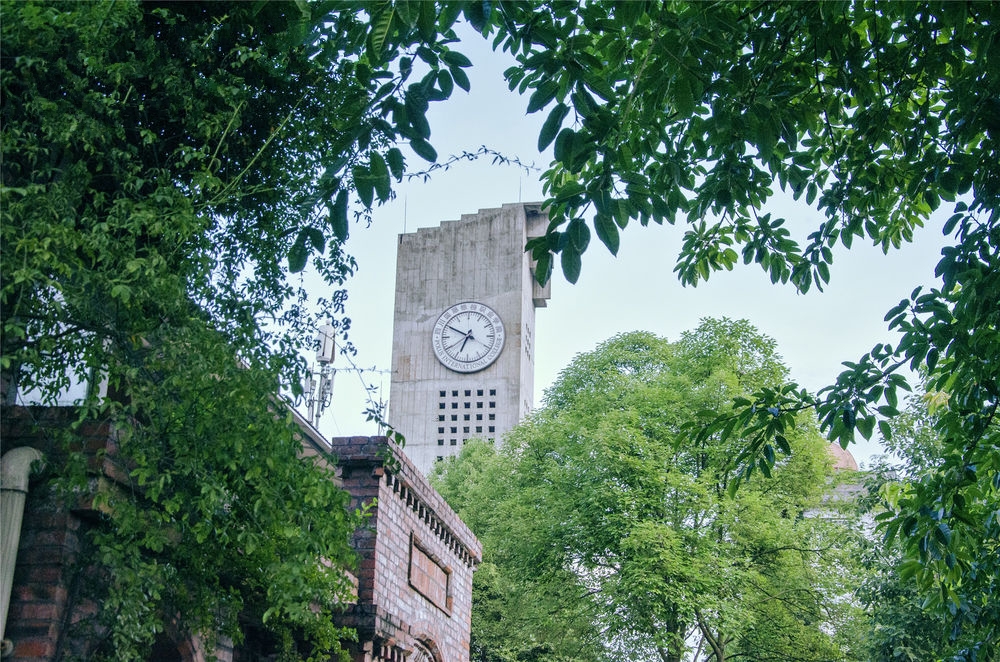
388, 203, 550, 474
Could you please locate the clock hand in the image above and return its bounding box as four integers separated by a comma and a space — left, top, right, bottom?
459, 331, 474, 353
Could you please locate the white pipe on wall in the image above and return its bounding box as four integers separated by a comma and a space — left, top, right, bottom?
1, 446, 45, 654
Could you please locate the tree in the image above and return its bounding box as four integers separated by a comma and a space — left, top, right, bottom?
434, 321, 865, 662
859, 392, 998, 661
473, 2, 998, 647
1, 1, 481, 657
5, 0, 998, 655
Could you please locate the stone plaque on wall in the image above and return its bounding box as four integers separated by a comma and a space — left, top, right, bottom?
409, 533, 451, 613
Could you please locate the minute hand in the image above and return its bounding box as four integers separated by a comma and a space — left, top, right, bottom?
459, 332, 473, 353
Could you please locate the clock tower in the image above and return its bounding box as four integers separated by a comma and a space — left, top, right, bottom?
387, 203, 550, 474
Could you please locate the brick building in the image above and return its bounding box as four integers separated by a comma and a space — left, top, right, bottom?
329, 436, 481, 662
0, 406, 480, 662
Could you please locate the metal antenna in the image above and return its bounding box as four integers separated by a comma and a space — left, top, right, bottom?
306, 324, 336, 428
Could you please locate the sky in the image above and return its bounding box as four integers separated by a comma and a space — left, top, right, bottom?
313, 24, 951, 467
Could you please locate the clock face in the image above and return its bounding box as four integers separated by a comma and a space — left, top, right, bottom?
432, 302, 505, 373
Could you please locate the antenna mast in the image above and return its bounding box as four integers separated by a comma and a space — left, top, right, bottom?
306, 324, 336, 428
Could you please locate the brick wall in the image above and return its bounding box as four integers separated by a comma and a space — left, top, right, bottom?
2, 407, 102, 662
3, 411, 480, 662
1, 406, 223, 662
330, 436, 481, 662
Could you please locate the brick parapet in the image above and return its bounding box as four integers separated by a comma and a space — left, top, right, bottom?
330, 436, 481, 662
329, 436, 482, 567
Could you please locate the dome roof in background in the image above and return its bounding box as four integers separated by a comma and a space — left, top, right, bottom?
827, 443, 859, 472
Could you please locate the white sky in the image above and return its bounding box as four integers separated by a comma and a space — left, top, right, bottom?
314, 25, 951, 467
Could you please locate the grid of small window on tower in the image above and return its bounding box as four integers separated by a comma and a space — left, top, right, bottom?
437, 388, 496, 446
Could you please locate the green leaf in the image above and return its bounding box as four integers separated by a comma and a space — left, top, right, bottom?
527, 81, 559, 113
410, 138, 438, 162
464, 0, 490, 33
935, 522, 952, 546
353, 165, 374, 209
386, 147, 405, 180
857, 414, 875, 440
288, 234, 309, 273
369, 152, 391, 202
534, 251, 553, 286
369, 7, 397, 56
412, 0, 435, 38
437, 69, 455, 98
330, 190, 348, 241
442, 50, 473, 68
451, 65, 471, 92
538, 103, 570, 151
567, 217, 590, 252
594, 213, 620, 255
395, 0, 420, 27
878, 419, 892, 441
673, 75, 695, 116
560, 245, 582, 284
553, 128, 577, 165
303, 227, 325, 254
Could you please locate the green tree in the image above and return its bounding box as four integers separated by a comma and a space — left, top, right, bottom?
6, 0, 999, 656
474, 2, 998, 647
859, 393, 998, 661
1, 1, 479, 657
434, 321, 865, 662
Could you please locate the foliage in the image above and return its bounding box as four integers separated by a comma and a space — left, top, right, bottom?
434, 321, 865, 662
0, 0, 481, 656
6, 0, 999, 656
468, 1, 999, 648
858, 395, 998, 662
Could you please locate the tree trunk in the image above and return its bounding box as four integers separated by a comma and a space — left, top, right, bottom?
694, 609, 726, 662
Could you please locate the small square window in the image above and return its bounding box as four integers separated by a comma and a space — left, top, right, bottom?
476, 414, 483, 421
489, 426, 495, 433
437, 455, 444, 462
464, 402, 471, 409
451, 415, 458, 421
450, 439, 457, 446
452, 402, 458, 409
452, 390, 459, 397
438, 415, 445, 422
464, 414, 470, 421
476, 426, 482, 433
477, 389, 484, 396
476, 402, 483, 408
464, 389, 471, 396
489, 414, 495, 421
437, 440, 444, 446
463, 426, 470, 433
451, 427, 457, 433
489, 401, 496, 408
489, 389, 496, 396
439, 403, 445, 409
439, 390, 446, 397
438, 427, 445, 433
